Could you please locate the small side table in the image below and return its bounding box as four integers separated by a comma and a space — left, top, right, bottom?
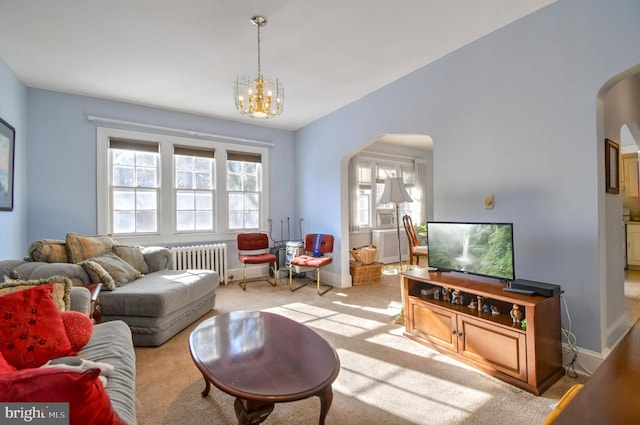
85, 283, 102, 324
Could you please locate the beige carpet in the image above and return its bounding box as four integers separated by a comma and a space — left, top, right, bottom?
135, 272, 586, 425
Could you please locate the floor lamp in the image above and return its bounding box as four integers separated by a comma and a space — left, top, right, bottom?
379, 177, 412, 324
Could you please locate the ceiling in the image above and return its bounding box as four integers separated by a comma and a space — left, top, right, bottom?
0, 0, 556, 132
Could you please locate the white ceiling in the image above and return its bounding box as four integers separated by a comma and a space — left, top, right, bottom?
0, 0, 556, 131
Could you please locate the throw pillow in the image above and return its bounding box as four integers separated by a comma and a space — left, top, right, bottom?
60, 311, 93, 352
28, 239, 70, 263
84, 253, 141, 288
0, 284, 72, 369
0, 276, 73, 311
0, 367, 126, 425
113, 245, 150, 274
0, 352, 16, 373
66, 233, 115, 264
81, 260, 116, 290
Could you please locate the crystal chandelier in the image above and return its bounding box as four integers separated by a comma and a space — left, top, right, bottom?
234, 16, 284, 118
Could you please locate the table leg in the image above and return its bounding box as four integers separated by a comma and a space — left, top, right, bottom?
234, 398, 274, 425
200, 373, 211, 397
317, 385, 334, 425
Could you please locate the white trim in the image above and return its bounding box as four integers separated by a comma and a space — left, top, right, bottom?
87, 115, 274, 147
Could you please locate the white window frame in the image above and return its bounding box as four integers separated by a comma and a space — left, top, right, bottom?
97, 127, 270, 246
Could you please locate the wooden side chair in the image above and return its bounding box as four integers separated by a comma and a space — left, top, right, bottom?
402, 215, 429, 266
237, 233, 278, 291
289, 233, 334, 296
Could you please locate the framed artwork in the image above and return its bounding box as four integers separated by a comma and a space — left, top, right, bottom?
0, 117, 15, 211
605, 138, 620, 194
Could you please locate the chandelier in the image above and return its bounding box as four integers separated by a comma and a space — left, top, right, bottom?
234, 16, 284, 119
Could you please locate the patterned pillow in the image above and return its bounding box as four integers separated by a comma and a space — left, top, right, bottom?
113, 245, 149, 274
66, 233, 115, 264
0, 284, 72, 369
81, 260, 116, 290
81, 253, 141, 289
0, 276, 72, 311
28, 239, 69, 263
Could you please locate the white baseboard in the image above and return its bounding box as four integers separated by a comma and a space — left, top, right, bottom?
562, 343, 604, 376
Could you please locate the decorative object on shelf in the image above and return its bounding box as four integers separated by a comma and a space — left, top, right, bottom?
510, 304, 523, 323
482, 304, 491, 313
452, 289, 460, 305
477, 296, 483, 312
491, 306, 500, 315
468, 300, 476, 309
521, 319, 527, 330
605, 138, 620, 194
0, 117, 15, 211
234, 16, 284, 119
433, 290, 440, 300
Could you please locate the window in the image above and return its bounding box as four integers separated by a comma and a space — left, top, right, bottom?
97, 127, 269, 245
350, 155, 424, 230
109, 139, 159, 234
227, 152, 262, 230
174, 146, 215, 232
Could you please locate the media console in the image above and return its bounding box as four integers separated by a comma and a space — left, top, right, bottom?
402, 268, 564, 395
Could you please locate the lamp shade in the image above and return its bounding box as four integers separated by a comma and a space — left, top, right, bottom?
380, 177, 413, 204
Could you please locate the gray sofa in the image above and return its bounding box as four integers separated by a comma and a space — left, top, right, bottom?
70, 286, 137, 425
0, 241, 220, 347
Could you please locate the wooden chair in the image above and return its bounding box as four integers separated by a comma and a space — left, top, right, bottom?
289, 234, 334, 296
402, 215, 428, 266
237, 233, 278, 291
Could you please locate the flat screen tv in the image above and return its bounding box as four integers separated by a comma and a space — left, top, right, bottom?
427, 222, 515, 281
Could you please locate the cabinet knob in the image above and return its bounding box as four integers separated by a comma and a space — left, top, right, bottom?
458, 332, 463, 337
451, 330, 456, 335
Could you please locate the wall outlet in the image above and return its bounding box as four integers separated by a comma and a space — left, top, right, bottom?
484, 195, 494, 209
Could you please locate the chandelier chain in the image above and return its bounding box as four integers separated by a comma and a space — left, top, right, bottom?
256, 22, 261, 77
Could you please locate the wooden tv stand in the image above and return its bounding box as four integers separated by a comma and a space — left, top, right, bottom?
402, 269, 564, 395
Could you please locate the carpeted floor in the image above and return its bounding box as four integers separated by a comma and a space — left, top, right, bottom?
134, 272, 586, 425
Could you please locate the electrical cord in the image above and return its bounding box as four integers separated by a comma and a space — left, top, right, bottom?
560, 294, 593, 377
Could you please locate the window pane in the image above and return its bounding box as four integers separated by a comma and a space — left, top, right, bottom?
243, 175, 257, 191
229, 211, 243, 229
195, 172, 212, 190
176, 171, 193, 189
195, 211, 213, 230
137, 168, 157, 188
245, 193, 259, 210
227, 161, 241, 173
195, 158, 212, 171
229, 193, 244, 210
112, 150, 135, 166
176, 211, 195, 231
113, 189, 135, 209
227, 174, 242, 191
195, 192, 212, 210
176, 191, 194, 210
136, 152, 157, 168
113, 166, 135, 187
244, 211, 259, 228
175, 155, 193, 170
136, 191, 157, 210
136, 211, 157, 232
113, 211, 135, 233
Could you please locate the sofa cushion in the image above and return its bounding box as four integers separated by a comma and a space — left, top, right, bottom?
0, 367, 126, 425
60, 310, 93, 352
66, 233, 115, 264
99, 269, 217, 318
113, 245, 149, 274
0, 276, 72, 311
82, 253, 141, 288
0, 284, 72, 369
28, 239, 69, 263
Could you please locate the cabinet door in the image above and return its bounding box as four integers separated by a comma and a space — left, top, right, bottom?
628, 225, 640, 267
457, 315, 527, 381
408, 299, 458, 352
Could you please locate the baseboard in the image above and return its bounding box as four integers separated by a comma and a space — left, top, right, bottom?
562, 343, 604, 376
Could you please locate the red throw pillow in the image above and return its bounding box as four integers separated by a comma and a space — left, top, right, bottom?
0, 367, 126, 425
0, 351, 16, 373
60, 311, 93, 352
0, 284, 72, 369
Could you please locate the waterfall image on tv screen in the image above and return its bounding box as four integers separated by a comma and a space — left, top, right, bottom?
427, 222, 515, 281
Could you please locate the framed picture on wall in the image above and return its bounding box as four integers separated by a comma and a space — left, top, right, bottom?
605, 138, 620, 194
0, 117, 15, 211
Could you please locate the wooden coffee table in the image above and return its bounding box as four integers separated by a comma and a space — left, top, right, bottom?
189, 311, 340, 425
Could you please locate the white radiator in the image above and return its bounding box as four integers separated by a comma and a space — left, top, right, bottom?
170, 243, 227, 283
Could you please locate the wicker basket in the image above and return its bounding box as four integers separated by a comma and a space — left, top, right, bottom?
350, 262, 382, 285
350, 245, 378, 265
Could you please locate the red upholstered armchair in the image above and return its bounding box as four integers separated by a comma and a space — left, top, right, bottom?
289, 234, 334, 296
237, 233, 278, 291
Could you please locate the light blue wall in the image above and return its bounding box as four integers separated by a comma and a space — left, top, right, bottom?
0, 58, 27, 258
295, 0, 640, 353
25, 89, 297, 267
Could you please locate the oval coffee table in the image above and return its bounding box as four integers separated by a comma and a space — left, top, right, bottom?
189, 311, 340, 425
